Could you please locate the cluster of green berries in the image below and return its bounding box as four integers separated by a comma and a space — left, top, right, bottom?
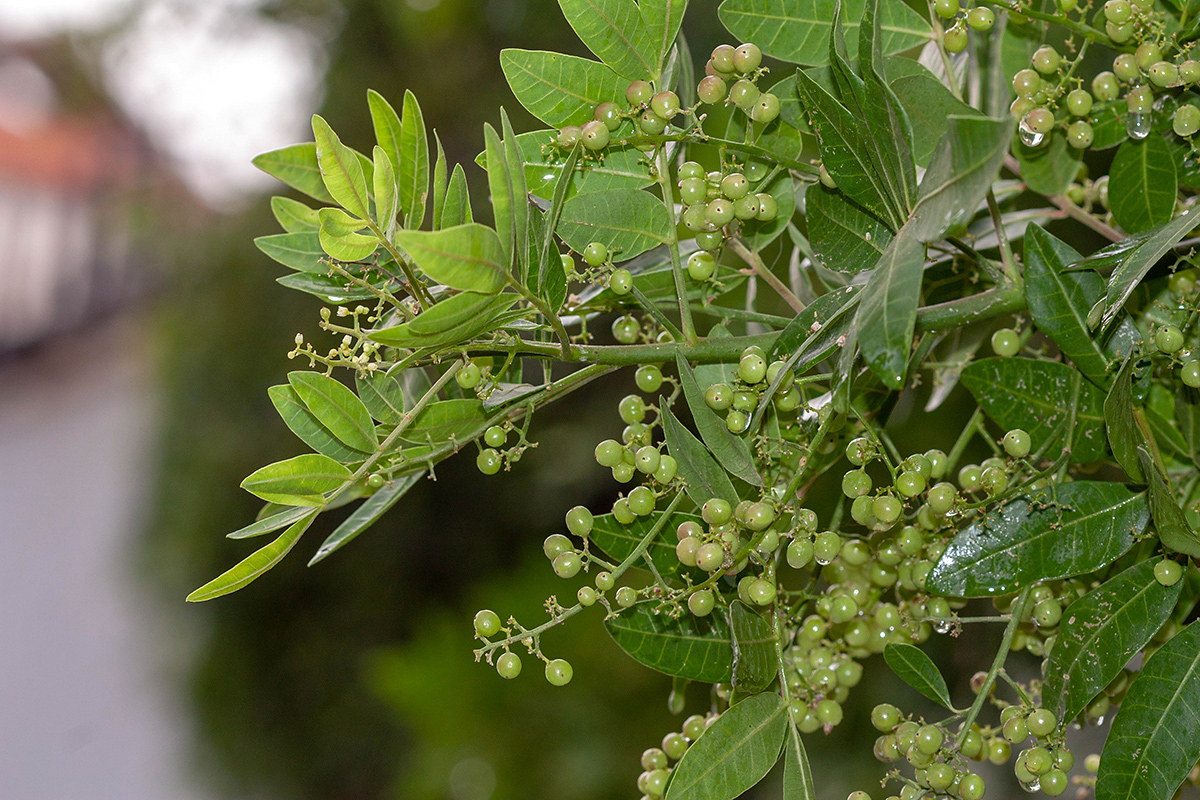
635, 714, 715, 798
556, 76, 687, 153
868, 712, 992, 800
932, 0, 996, 54
676, 161, 778, 252
594, 388, 680, 485
472, 609, 575, 686
698, 43, 780, 124
701, 345, 800, 433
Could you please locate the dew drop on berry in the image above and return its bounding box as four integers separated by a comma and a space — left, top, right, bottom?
1126, 112, 1151, 139
1017, 119, 1044, 147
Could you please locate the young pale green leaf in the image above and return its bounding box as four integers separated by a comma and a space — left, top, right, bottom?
393, 224, 508, 294
373, 145, 398, 236
1139, 446, 1200, 558
500, 109, 530, 282
255, 233, 326, 273
889, 72, 980, 167
241, 453, 354, 506
187, 511, 317, 602
1105, 355, 1146, 482
909, 115, 1015, 243
557, 188, 672, 260
367, 89, 403, 174
664, 692, 787, 800
1109, 135, 1178, 234
640, 0, 687, 72
271, 196, 320, 232
730, 602, 776, 693
960, 358, 1107, 463
927, 482, 1149, 597
253, 143, 335, 203
441, 164, 473, 228
368, 293, 517, 349
718, 0, 927, 67
1096, 621, 1200, 800
558, 0, 656, 79
675, 353, 763, 486
400, 398, 489, 446
432, 134, 448, 228
783, 722, 816, 800
318, 226, 377, 262
227, 505, 313, 540
483, 123, 514, 269
1042, 559, 1182, 724
399, 90, 429, 228
856, 225, 924, 389
500, 49, 627, 128
1024, 225, 1141, 388
605, 603, 734, 683
883, 643, 954, 709
312, 115, 371, 219
806, 185, 893, 273
589, 510, 701, 580
288, 371, 378, 453
661, 402, 739, 507
269, 385, 370, 463
356, 369, 407, 424
309, 472, 425, 564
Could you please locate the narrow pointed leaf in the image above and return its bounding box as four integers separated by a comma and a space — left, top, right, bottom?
675, 353, 763, 486
187, 511, 316, 602
1140, 446, 1200, 558
399, 90, 429, 228
227, 505, 313, 540
373, 145, 398, 236
269, 385, 370, 462
1109, 135, 1177, 234
367, 89, 403, 175
857, 225, 924, 389
661, 402, 738, 506
641, 0, 687, 71
442, 164, 473, 228
884, 643, 953, 709
432, 134, 448, 228
1105, 354, 1146, 482
312, 115, 370, 219
271, 196, 319, 232
393, 224, 508, 293
500, 109, 530, 281
536, 143, 581, 295
783, 722, 816, 800
309, 472, 424, 564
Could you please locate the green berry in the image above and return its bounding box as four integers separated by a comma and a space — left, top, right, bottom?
627, 80, 654, 105
872, 495, 902, 525
1093, 71, 1120, 101
935, 0, 959, 18
1155, 558, 1183, 585
366, 473, 385, 490
944, 24, 968, 52
721, 173, 750, 199
1003, 429, 1031, 458
968, 6, 995, 29
1027, 709, 1058, 737
733, 195, 761, 220
639, 109, 667, 135
1183, 60, 1200, 83
871, 703, 901, 732
1033, 45, 1060, 74
628, 485, 655, 515
1024, 107, 1055, 134
705, 382, 732, 410
733, 42, 762, 73
594, 101, 622, 131
992, 328, 1020, 356
725, 409, 749, 433
595, 571, 614, 591
1105, 0, 1132, 23
1041, 769, 1068, 796
457, 361, 481, 388
1136, 42, 1163, 70
755, 193, 777, 220
635, 364, 663, 393
1176, 104, 1200, 136
706, 197, 735, 227
553, 551, 582, 578
688, 588, 715, 616
484, 426, 506, 448
477, 448, 502, 475
739, 352, 767, 383
545, 658, 573, 686
584, 241, 608, 266
1182, 360, 1200, 388
748, 578, 776, 605
496, 652, 522, 678
1127, 85, 1154, 114
577, 586, 597, 606
474, 609, 502, 637
927, 482, 957, 514
695, 230, 724, 251
1066, 89, 1093, 116
612, 314, 639, 344
651, 91, 681, 120
1112, 54, 1139, 82
750, 93, 780, 123
615, 586, 637, 607
815, 699, 843, 726
695, 542, 725, 572
565, 505, 594, 537
557, 125, 581, 148
581, 120, 610, 150
1149, 61, 1180, 88
687, 250, 717, 280
710, 44, 737, 74
634, 446, 661, 475
1066, 120, 1093, 149
729, 79, 760, 109
609, 267, 633, 296
679, 160, 705, 180
1156, 324, 1184, 353
787, 537, 814, 568
1013, 69, 1041, 98
959, 774, 986, 800
698, 75, 727, 104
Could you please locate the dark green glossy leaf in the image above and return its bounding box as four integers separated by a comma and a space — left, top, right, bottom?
1016, 131, 1082, 197
857, 224, 924, 389
665, 692, 787, 800
605, 604, 734, 683
312, 115, 370, 219
187, 511, 317, 602
1096, 621, 1200, 800
255, 232, 326, 273
241, 453, 353, 507
1089, 100, 1128, 150
400, 399, 488, 446
1043, 559, 1182, 724
730, 602, 776, 693
718, 0, 927, 67
559, 0, 656, 79
270, 196, 319, 232
1176, 387, 1200, 464
289, 371, 378, 453
675, 353, 763, 486
589, 510, 700, 580
394, 224, 508, 294
1106, 354, 1147, 482
661, 402, 738, 507
557, 188, 671, 261
960, 357, 1107, 463
268, 385, 370, 463
890, 71, 981, 167
1109, 135, 1178, 234
769, 285, 861, 361
927, 481, 1149, 597
1024, 224, 1141, 388
309, 472, 424, 564
806, 186, 893, 274
883, 643, 953, 709
252, 143, 335, 204
783, 722, 815, 800
500, 49, 627, 128
1140, 446, 1200, 558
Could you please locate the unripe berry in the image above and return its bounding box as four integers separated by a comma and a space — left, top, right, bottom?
1093, 71, 1120, 101
1135, 42, 1162, 70
1155, 558, 1183, 585
1105, 0, 1132, 22
581, 120, 609, 150
1024, 107, 1055, 135
557, 125, 581, 148
627, 80, 654, 105
935, 0, 959, 18
1013, 68, 1040, 97
1149, 61, 1180, 88
1066, 89, 1093, 116
1176, 104, 1200, 137
706, 197, 735, 227
1183, 360, 1200, 388
609, 267, 632, 295
1112, 54, 1140, 82
755, 193, 777, 220
992, 327, 1020, 356
687, 250, 717, 280
1068, 120, 1094, 149
711, 44, 737, 74
496, 652, 522, 678
729, 79, 760, 109
967, 6, 994, 28
474, 609, 502, 637
639, 110, 667, 135
545, 658, 573, 686
750, 93, 780, 123
651, 90, 680, 120
1032, 46, 1060, 74
943, 24, 967, 53
1182, 60, 1200, 83
698, 75, 727, 104
733, 43, 762, 73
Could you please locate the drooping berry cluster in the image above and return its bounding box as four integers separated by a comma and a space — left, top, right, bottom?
677, 161, 778, 252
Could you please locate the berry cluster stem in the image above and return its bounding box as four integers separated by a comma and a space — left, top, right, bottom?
656, 146, 699, 345
954, 585, 1033, 748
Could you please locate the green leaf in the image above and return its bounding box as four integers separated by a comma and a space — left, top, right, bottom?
399, 90, 430, 228
1140, 446, 1200, 558
501, 109, 531, 282
605, 604, 734, 683
373, 145, 398, 236
318, 207, 378, 261
959, 358, 1107, 463
288, 371, 378, 453
1090, 100, 1128, 150
1109, 135, 1178, 234
227, 505, 313, 540
783, 722, 816, 800
675, 353, 763, 486
187, 511, 317, 602
883, 643, 954, 709
589, 510, 701, 580
661, 402, 739, 507
1024, 225, 1141, 388
535, 143, 581, 298
559, 0, 655, 79
496, 131, 652, 200
441, 164, 473, 228
889, 71, 981, 167
1176, 387, 1200, 463
269, 385, 370, 462
664, 692, 787, 800
400, 398, 488, 446
255, 232, 326, 273
909, 115, 1015, 243
483, 123, 515, 270
312, 115, 370, 219
367, 89, 403, 175
240, 453, 353, 507
1096, 620, 1200, 800
500, 49, 627, 128
1105, 355, 1147, 482
557, 188, 672, 260
1042, 559, 1182, 724
271, 196, 320, 232
769, 285, 861, 360
927, 481, 1149, 597
432, 134, 448, 228
856, 225, 924, 389
356, 370, 407, 424
253, 143, 335, 203
1016, 131, 1083, 197
718, 0, 928, 67
309, 472, 424, 564
276, 273, 378, 304
640, 0, 687, 71
367, 293, 517, 349
394, 224, 508, 293
730, 602, 776, 693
